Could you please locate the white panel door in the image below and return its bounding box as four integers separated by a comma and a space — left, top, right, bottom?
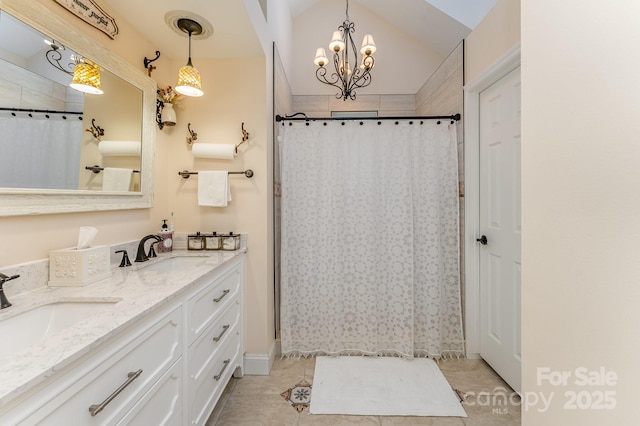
479, 66, 521, 393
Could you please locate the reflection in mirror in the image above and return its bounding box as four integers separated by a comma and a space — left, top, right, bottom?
0, 11, 143, 192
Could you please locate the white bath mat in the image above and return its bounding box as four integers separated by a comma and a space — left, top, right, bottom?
310, 356, 467, 417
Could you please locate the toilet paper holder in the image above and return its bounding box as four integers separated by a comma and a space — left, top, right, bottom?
186, 122, 249, 155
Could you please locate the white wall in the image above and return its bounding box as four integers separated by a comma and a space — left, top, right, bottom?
522, 0, 640, 423
464, 0, 520, 83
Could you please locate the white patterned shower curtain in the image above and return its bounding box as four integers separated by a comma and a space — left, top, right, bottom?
279, 119, 464, 358
0, 113, 82, 190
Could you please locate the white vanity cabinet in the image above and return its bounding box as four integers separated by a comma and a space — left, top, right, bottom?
0, 253, 245, 426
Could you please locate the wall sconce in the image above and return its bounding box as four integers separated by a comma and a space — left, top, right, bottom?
175, 18, 204, 97
70, 59, 103, 95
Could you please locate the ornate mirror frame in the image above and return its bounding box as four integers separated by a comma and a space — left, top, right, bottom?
0, 0, 155, 216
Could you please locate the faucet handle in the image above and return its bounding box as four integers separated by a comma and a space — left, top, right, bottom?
0, 273, 18, 309
147, 243, 158, 259
0, 273, 20, 285
115, 250, 132, 267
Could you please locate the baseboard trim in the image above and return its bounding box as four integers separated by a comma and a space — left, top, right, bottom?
243, 341, 278, 375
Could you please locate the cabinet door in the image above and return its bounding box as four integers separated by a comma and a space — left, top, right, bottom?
117, 359, 182, 426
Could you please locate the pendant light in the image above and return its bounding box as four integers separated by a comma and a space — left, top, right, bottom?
175, 18, 204, 97
69, 59, 103, 95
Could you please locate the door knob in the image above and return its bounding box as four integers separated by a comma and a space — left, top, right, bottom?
476, 235, 488, 245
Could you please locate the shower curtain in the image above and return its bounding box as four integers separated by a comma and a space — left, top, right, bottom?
279, 119, 464, 358
0, 113, 82, 189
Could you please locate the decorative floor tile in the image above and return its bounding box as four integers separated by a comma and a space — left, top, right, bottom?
281, 379, 312, 412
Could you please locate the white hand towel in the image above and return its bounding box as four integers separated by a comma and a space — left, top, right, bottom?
102, 167, 132, 191
198, 171, 231, 207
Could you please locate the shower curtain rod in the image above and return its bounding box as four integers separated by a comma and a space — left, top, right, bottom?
0, 107, 83, 116
275, 113, 461, 122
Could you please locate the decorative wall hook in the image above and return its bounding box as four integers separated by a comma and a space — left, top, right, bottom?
236, 122, 250, 153
86, 118, 104, 140
143, 51, 161, 77
186, 123, 198, 145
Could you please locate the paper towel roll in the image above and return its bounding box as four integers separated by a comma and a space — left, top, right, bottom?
98, 140, 141, 157
192, 143, 236, 160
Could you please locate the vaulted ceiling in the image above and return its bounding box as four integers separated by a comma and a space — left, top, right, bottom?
101, 0, 497, 60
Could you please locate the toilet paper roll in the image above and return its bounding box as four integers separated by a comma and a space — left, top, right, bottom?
192, 143, 236, 160
98, 140, 141, 157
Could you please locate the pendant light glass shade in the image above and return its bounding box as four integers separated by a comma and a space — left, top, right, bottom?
176, 61, 203, 97
69, 60, 103, 95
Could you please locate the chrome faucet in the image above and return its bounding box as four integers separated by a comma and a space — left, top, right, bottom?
0, 273, 20, 310
135, 234, 163, 263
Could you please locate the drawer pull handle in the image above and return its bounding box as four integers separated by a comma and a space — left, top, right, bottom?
214, 359, 231, 381
213, 289, 231, 303
89, 369, 143, 416
213, 324, 231, 342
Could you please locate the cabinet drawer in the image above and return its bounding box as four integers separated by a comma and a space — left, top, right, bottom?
187, 264, 241, 345
116, 358, 182, 426
189, 332, 242, 426
188, 300, 240, 383
24, 306, 182, 425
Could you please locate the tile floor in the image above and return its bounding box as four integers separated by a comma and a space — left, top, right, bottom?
206, 358, 521, 426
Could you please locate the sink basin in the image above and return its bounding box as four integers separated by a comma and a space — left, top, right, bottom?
0, 301, 118, 359
140, 256, 205, 273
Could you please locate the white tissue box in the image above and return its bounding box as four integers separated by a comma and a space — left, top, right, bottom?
49, 245, 112, 287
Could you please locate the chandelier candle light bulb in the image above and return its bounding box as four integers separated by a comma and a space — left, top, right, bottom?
360, 34, 376, 55
314, 48, 328, 67
313, 0, 376, 101
329, 31, 346, 52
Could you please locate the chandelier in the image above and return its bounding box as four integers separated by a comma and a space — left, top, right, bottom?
313, 0, 376, 101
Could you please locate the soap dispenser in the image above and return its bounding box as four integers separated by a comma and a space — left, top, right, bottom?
158, 219, 173, 253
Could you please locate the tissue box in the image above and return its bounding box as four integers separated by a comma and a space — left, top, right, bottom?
49, 245, 112, 287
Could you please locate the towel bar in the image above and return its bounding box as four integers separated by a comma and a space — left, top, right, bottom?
178, 169, 254, 179
86, 165, 140, 174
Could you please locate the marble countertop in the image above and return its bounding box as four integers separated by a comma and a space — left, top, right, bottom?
0, 249, 245, 410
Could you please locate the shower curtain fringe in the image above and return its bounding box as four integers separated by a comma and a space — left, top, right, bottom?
281, 349, 466, 361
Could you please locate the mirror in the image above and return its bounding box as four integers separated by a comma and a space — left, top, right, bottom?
0, 0, 155, 215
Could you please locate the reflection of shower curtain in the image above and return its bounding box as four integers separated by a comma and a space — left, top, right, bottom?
0, 113, 82, 189
279, 120, 464, 358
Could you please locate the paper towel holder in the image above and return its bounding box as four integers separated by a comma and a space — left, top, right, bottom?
186, 123, 198, 145
186, 122, 249, 153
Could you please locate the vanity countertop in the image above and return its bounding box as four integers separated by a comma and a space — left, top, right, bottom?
0, 249, 246, 409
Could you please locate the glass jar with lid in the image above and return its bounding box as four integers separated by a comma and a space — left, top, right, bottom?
187, 232, 205, 250
205, 232, 222, 250
221, 232, 240, 251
